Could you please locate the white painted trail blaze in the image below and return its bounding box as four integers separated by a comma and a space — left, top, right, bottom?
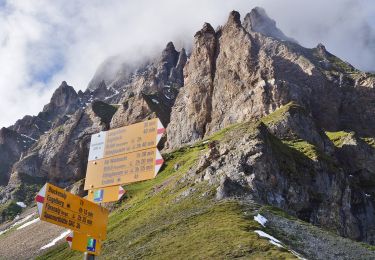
118, 186, 125, 200
40, 230, 71, 250
154, 149, 164, 176
35, 183, 47, 217
156, 119, 165, 144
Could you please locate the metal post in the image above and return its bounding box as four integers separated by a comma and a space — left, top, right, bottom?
83, 252, 95, 260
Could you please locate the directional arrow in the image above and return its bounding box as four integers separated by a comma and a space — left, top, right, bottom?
88, 118, 165, 161
84, 147, 164, 190
35, 183, 109, 240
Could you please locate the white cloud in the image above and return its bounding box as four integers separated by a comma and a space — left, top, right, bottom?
0, 0, 374, 127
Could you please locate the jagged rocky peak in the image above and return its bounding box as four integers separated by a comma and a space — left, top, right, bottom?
315, 43, 328, 58
195, 22, 216, 38
161, 42, 179, 68
0, 127, 34, 186
243, 7, 296, 42
0, 127, 14, 141
86, 55, 133, 91
227, 10, 241, 26
42, 81, 79, 116
177, 48, 187, 68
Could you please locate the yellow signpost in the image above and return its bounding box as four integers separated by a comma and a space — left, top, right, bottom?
88, 118, 165, 161
84, 147, 164, 190
35, 183, 109, 240
87, 185, 126, 203
35, 118, 166, 258
66, 231, 102, 255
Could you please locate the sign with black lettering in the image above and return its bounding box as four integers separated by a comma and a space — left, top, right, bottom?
88, 118, 165, 161
35, 183, 108, 240
84, 148, 163, 190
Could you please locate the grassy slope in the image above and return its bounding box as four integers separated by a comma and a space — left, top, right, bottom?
36, 101, 375, 259
37, 139, 295, 259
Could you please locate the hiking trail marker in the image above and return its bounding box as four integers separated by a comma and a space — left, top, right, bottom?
84, 118, 165, 191
88, 118, 165, 161
84, 147, 163, 190
87, 185, 126, 203
35, 183, 109, 240
66, 231, 102, 255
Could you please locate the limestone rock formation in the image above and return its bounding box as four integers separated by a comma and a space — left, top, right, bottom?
0, 128, 34, 185
166, 9, 375, 149
1, 6, 375, 250
243, 7, 297, 43
184, 104, 375, 244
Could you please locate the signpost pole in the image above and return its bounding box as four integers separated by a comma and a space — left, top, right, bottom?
83, 252, 95, 260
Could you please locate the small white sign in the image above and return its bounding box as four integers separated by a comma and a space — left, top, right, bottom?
88, 132, 106, 161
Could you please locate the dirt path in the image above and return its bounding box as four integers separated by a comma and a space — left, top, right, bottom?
0, 206, 67, 260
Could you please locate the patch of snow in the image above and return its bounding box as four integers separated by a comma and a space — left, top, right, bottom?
268, 78, 276, 85
104, 88, 120, 100
12, 213, 35, 227
33, 124, 40, 130
257, 80, 266, 88
365, 193, 371, 197
254, 214, 268, 227
21, 134, 37, 142
151, 99, 160, 104
269, 239, 284, 248
254, 230, 281, 244
40, 230, 71, 250
255, 230, 306, 259
339, 73, 343, 88
16, 202, 26, 208
0, 213, 37, 235
289, 249, 307, 260
17, 218, 39, 230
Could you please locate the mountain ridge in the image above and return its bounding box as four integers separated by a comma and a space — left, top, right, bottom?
0, 6, 375, 259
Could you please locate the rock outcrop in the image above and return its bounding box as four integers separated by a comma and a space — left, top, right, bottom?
243, 7, 297, 43
0, 128, 34, 185
1, 6, 375, 249
166, 9, 375, 149
184, 103, 375, 244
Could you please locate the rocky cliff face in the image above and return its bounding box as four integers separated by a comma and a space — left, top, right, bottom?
180, 102, 375, 244
0, 41, 186, 204
0, 6, 375, 248
166, 10, 375, 149
0, 128, 34, 186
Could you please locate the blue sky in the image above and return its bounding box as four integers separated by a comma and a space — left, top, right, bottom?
0, 0, 374, 128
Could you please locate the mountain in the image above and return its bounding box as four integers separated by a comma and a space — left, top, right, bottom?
0, 7, 375, 259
